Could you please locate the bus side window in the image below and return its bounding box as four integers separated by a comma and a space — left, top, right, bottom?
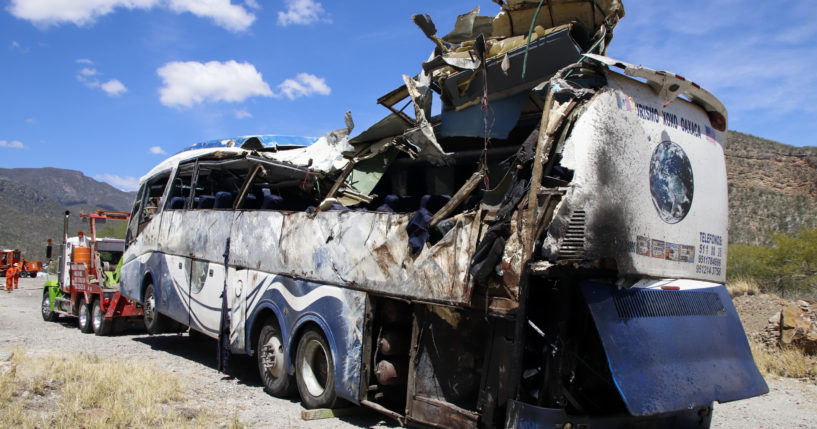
126, 183, 145, 244
139, 175, 169, 225
166, 167, 195, 210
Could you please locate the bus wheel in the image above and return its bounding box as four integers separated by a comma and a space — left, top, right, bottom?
78, 300, 93, 333
41, 290, 57, 322
295, 328, 337, 409
143, 282, 168, 334
92, 299, 111, 336
257, 322, 295, 397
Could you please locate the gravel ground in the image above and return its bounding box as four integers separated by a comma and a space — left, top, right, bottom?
0, 277, 396, 429
2, 277, 815, 428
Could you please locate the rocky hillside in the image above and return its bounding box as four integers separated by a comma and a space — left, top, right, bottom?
725, 131, 817, 245
0, 169, 135, 262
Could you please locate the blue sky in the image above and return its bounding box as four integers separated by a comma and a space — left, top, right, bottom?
1, 0, 815, 191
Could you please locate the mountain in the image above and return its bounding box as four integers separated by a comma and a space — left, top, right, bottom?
0, 167, 134, 211
725, 131, 817, 245
0, 168, 136, 262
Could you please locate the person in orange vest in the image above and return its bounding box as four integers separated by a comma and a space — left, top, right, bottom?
12, 263, 19, 289
5, 263, 18, 292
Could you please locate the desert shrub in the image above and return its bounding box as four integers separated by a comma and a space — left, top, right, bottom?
728, 227, 817, 297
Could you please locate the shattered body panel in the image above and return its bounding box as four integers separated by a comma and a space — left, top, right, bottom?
231, 210, 480, 304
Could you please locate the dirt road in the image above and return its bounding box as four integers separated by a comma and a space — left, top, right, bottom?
2, 277, 815, 428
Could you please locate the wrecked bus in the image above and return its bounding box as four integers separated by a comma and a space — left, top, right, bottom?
119, 1, 767, 427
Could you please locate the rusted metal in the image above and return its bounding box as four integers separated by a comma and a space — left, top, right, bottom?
408, 395, 480, 429
522, 87, 556, 261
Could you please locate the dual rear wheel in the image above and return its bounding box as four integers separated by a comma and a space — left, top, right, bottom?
256, 322, 337, 409
78, 298, 112, 336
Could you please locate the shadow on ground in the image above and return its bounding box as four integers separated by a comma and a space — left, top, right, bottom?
130, 333, 400, 428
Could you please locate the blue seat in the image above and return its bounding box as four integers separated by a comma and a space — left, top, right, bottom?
197, 195, 215, 209
261, 194, 284, 210
169, 197, 187, 210
243, 194, 261, 209
214, 192, 234, 209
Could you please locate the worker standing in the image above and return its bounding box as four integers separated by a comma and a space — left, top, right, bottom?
12, 263, 20, 289
5, 263, 18, 292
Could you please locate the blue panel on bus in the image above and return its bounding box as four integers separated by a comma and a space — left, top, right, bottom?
244, 274, 365, 404
580, 281, 768, 416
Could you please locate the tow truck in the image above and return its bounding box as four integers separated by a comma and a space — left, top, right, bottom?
41, 210, 144, 335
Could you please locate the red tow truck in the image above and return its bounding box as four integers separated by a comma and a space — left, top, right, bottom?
41, 210, 144, 335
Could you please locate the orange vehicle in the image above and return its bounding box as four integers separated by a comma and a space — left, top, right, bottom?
0, 249, 21, 277
1, 249, 44, 278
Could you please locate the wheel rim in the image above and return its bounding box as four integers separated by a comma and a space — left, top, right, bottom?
300, 338, 329, 397
92, 303, 102, 331
145, 292, 155, 324
41, 294, 50, 317
262, 333, 286, 379
79, 304, 88, 328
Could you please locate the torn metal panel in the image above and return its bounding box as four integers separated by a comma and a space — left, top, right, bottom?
583, 53, 728, 130
492, 0, 625, 38
349, 113, 411, 147
401, 74, 452, 167
442, 6, 494, 43
228, 210, 481, 304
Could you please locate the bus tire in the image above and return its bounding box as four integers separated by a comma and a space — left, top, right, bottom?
41, 289, 57, 322
257, 322, 296, 398
143, 282, 169, 334
295, 328, 337, 409
78, 300, 93, 333
92, 299, 112, 336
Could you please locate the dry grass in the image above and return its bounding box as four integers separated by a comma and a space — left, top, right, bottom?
727, 277, 761, 297
0, 348, 232, 428
750, 341, 817, 381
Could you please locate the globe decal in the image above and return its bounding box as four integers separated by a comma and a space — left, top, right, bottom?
649, 140, 693, 224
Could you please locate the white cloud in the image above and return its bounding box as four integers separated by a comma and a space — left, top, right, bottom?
76, 64, 127, 97
0, 140, 25, 149
96, 174, 139, 191
244, 0, 259, 10
26, 118, 36, 124
276, 73, 331, 100
166, 0, 254, 33
8, 0, 159, 27
149, 145, 166, 154
8, 0, 254, 32
234, 109, 252, 119
157, 60, 273, 108
101, 79, 127, 96
277, 0, 329, 26
76, 58, 94, 64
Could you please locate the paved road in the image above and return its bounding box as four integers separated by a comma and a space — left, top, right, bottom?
2, 277, 814, 428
